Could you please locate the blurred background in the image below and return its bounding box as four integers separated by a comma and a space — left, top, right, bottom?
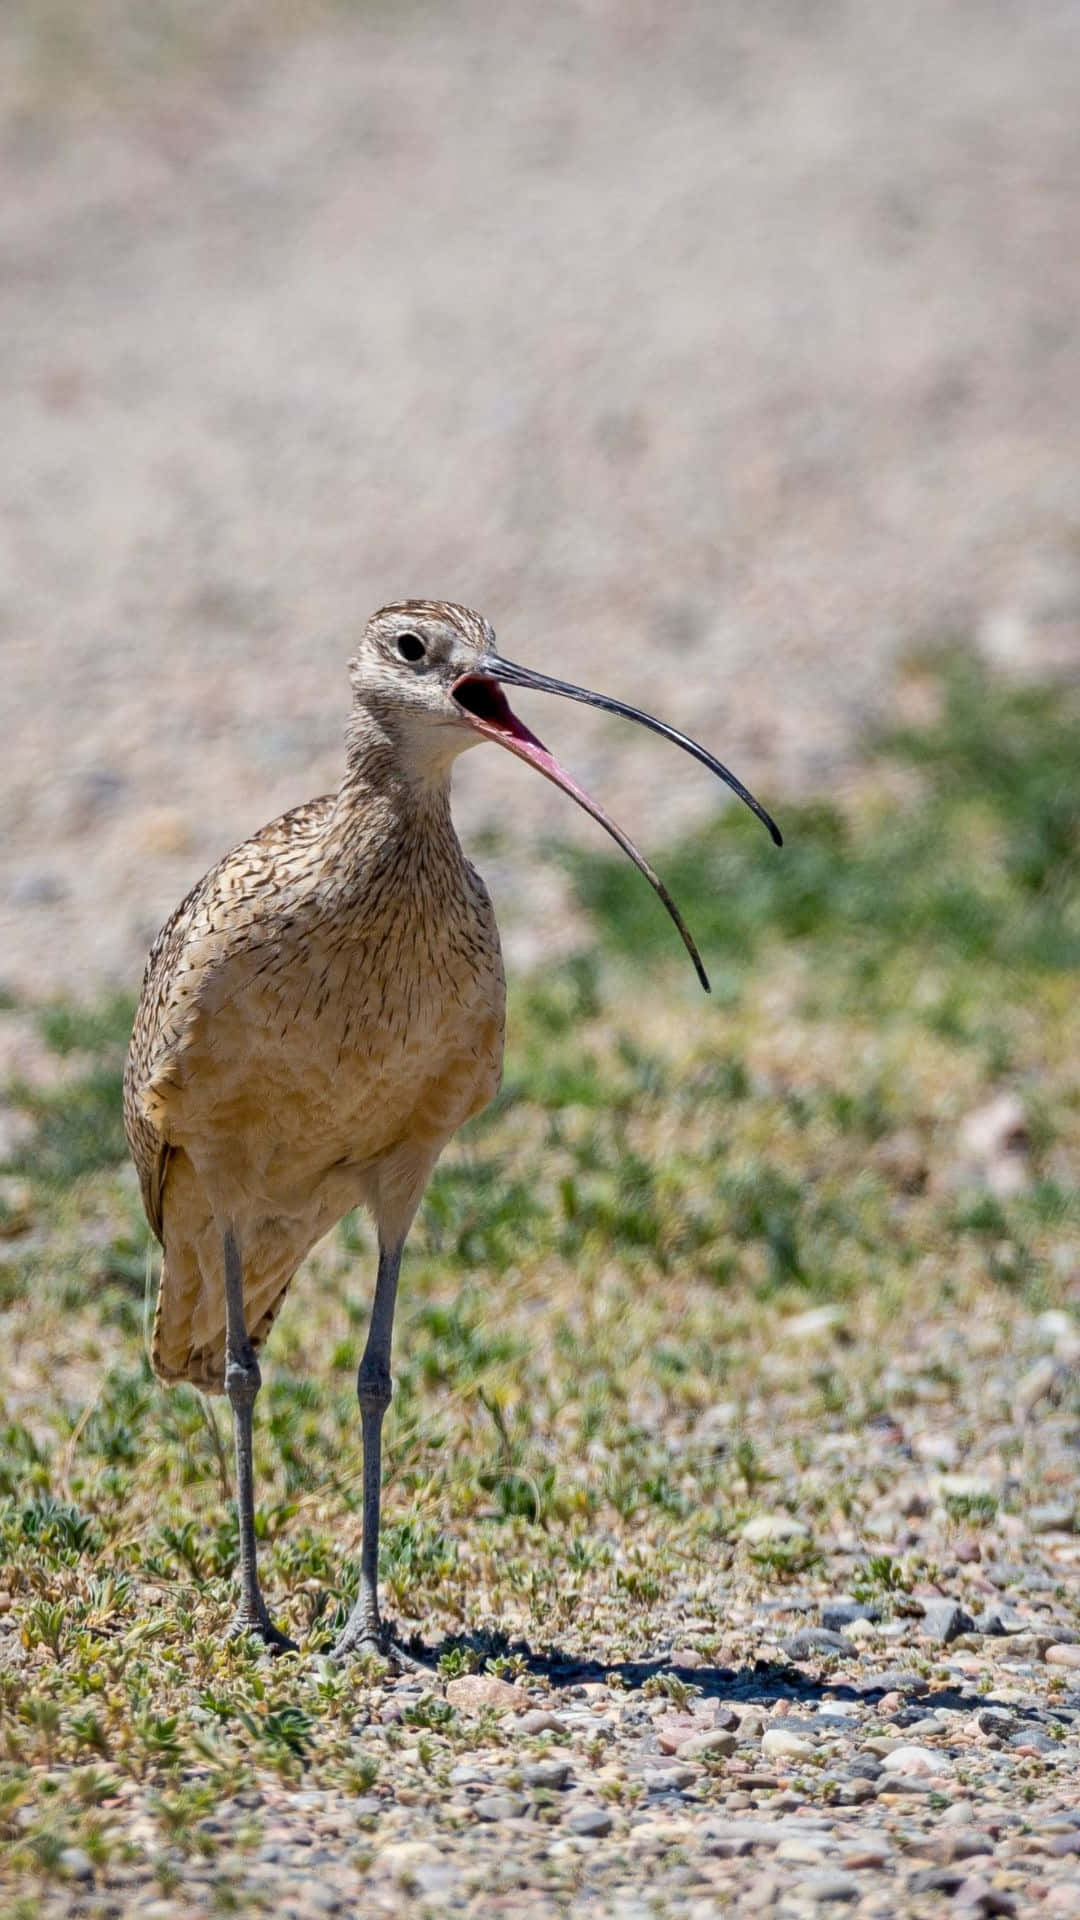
2, 0, 1078, 995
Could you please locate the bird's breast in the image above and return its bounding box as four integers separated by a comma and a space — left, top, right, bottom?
154, 886, 505, 1200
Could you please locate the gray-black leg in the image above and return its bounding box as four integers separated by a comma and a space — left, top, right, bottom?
223, 1228, 296, 1653
332, 1241, 417, 1664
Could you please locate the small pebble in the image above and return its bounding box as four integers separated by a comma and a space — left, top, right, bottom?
676, 1728, 738, 1760
909, 1863, 970, 1893
776, 1838, 832, 1865
59, 1848, 94, 1881
1047, 1832, 1080, 1856
867, 1672, 929, 1697
762, 1729, 817, 1761
642, 1764, 697, 1791
954, 1878, 1017, 1916
445, 1674, 528, 1713
780, 1629, 850, 1660
822, 1601, 881, 1631
566, 1804, 614, 1837
795, 1872, 860, 1904
473, 1792, 523, 1821
918, 1831, 994, 1865
942, 1802, 977, 1825
975, 1707, 1016, 1736
920, 1599, 976, 1644
522, 1757, 572, 1789
518, 1708, 568, 1735
448, 1762, 491, 1786
742, 1514, 809, 1543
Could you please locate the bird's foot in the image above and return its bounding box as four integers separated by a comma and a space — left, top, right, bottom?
227, 1607, 298, 1655
329, 1617, 429, 1674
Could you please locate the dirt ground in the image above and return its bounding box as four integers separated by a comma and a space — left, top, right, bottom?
2, 0, 1079, 995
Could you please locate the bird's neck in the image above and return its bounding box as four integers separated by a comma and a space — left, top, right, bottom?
329, 708, 460, 875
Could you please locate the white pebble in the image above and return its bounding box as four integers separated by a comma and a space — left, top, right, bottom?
762, 1729, 817, 1761
879, 1745, 953, 1777
742, 1514, 809, 1543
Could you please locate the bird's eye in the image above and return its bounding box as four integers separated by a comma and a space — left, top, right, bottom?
396, 632, 427, 664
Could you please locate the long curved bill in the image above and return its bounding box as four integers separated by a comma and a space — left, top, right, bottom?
451, 653, 782, 994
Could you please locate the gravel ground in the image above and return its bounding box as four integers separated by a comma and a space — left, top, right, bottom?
12, 1326, 1080, 1920
2, 0, 1080, 992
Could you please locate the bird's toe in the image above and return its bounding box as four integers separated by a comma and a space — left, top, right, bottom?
227, 1612, 298, 1655
329, 1624, 428, 1673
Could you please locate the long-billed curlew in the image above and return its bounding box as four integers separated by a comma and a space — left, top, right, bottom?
124, 601, 781, 1659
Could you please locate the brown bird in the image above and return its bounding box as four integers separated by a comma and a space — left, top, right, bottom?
123, 601, 780, 1659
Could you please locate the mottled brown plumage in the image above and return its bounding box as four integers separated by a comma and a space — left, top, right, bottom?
124, 598, 779, 1658
126, 784, 502, 1392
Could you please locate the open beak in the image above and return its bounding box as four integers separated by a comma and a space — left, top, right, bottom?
451, 654, 782, 994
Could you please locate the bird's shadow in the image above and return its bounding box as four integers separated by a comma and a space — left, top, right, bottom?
400, 1628, 1001, 1720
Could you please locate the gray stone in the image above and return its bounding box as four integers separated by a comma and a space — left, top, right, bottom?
915, 1830, 995, 1866
973, 1605, 1029, 1636
448, 1762, 492, 1786
59, 1848, 94, 1881
975, 1707, 1016, 1736
1009, 1726, 1058, 1753
1048, 1833, 1080, 1857
642, 1764, 697, 1791
795, 1872, 861, 1903
920, 1599, 976, 1644
676, 1728, 738, 1760
834, 1779, 877, 1804
909, 1865, 969, 1893
522, 1757, 572, 1789
863, 1670, 929, 1695
954, 1879, 1017, 1916
822, 1601, 881, 1631
518, 1709, 568, 1735
566, 1804, 614, 1836
473, 1793, 524, 1821
780, 1628, 851, 1660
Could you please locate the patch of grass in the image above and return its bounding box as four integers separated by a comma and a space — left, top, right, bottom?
565, 651, 1080, 988
35, 995, 136, 1060
5, 1067, 128, 1181
3, 994, 134, 1182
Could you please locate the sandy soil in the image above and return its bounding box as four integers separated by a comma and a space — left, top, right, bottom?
2, 0, 1079, 994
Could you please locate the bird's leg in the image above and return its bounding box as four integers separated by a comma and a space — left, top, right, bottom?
222, 1228, 296, 1653
332, 1241, 415, 1665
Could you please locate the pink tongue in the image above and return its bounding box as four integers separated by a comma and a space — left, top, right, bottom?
473, 679, 552, 753
497, 702, 549, 752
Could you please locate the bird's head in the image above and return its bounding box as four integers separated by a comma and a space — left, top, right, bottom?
348, 598, 781, 991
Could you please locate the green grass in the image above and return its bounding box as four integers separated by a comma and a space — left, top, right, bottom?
0, 649, 1078, 1889
565, 649, 1080, 987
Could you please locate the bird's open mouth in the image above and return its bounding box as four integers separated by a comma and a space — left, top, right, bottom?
451, 674, 540, 746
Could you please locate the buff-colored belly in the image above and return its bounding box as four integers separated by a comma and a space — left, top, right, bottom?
149, 951, 503, 1389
